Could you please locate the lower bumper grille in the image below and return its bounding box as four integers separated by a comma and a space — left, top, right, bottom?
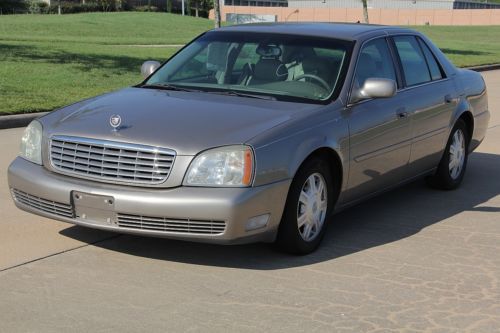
117, 213, 226, 235
12, 189, 73, 218
11, 189, 225, 236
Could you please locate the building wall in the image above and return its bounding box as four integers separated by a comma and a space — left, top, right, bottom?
288, 0, 455, 10
212, 6, 500, 24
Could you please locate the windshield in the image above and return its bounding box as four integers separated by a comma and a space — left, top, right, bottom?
145, 32, 353, 102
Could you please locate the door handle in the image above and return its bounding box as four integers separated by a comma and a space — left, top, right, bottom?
397, 112, 409, 119
444, 94, 453, 104
396, 107, 408, 119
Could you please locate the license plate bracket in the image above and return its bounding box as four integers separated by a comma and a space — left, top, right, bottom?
72, 191, 115, 226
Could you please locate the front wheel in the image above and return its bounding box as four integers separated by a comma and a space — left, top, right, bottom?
428, 119, 469, 190
275, 158, 337, 255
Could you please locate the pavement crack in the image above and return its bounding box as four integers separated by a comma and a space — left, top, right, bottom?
0, 234, 121, 273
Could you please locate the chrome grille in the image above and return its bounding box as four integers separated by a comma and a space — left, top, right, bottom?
50, 136, 175, 185
12, 189, 73, 218
117, 214, 226, 235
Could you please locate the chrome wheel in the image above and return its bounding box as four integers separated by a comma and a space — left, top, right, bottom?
449, 129, 466, 180
297, 173, 328, 242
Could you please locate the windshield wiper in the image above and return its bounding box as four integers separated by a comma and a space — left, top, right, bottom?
140, 84, 276, 100
207, 90, 276, 101
139, 83, 201, 92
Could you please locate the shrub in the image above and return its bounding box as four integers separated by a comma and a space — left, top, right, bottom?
133, 5, 158, 12
0, 0, 28, 14
27, 0, 49, 14
45, 1, 117, 14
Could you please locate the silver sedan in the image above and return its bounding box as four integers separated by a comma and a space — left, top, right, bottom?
8, 23, 489, 254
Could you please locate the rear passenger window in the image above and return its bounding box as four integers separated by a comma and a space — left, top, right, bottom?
354, 38, 397, 88
418, 38, 444, 81
393, 36, 431, 87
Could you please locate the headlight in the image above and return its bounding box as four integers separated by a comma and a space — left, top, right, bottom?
19, 120, 43, 165
184, 145, 254, 187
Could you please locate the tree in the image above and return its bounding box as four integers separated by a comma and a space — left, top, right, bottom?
193, 0, 198, 17
361, 0, 369, 24
213, 0, 221, 28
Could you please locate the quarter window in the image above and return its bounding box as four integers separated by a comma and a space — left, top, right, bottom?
393, 36, 432, 87
418, 38, 444, 81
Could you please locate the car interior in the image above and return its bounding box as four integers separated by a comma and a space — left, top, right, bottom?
168, 41, 347, 100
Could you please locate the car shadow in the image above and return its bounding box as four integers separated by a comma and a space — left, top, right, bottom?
60, 152, 500, 270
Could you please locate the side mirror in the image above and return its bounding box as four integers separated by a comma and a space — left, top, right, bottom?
350, 78, 397, 104
141, 60, 161, 78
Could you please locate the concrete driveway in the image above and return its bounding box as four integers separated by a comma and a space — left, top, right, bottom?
1, 71, 499, 332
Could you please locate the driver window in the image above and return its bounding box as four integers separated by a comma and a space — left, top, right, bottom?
354, 38, 397, 89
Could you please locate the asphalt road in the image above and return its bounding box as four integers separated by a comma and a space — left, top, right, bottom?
1, 71, 499, 332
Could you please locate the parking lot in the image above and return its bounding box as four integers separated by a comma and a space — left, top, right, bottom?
0, 70, 499, 332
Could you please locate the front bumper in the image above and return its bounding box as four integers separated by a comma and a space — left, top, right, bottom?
8, 157, 291, 244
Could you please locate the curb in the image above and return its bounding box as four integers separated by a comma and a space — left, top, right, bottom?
0, 112, 49, 130
467, 64, 500, 72
0, 64, 499, 130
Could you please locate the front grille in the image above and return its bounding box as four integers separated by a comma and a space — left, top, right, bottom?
117, 213, 226, 235
50, 136, 175, 185
12, 189, 73, 218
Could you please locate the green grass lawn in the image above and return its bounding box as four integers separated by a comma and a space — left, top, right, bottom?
0, 12, 213, 114
413, 25, 500, 68
0, 12, 499, 114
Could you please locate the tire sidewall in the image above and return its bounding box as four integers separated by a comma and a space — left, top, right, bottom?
436, 119, 470, 189
277, 158, 337, 254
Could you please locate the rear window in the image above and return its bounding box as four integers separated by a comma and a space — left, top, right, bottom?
393, 36, 431, 87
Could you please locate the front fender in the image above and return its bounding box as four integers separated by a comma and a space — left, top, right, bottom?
250, 109, 349, 190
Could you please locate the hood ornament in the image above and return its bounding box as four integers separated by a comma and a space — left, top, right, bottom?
110, 114, 122, 131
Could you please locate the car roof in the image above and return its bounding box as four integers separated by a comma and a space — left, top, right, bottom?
216, 22, 414, 41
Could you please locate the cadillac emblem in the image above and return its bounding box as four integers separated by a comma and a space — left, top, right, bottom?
110, 114, 122, 130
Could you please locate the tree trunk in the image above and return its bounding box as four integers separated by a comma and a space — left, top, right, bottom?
362, 0, 369, 24
195, 0, 199, 17
214, 0, 221, 28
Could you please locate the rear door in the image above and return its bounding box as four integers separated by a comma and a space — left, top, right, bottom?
391, 35, 458, 174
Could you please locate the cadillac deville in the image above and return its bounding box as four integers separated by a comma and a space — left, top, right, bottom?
8, 23, 489, 254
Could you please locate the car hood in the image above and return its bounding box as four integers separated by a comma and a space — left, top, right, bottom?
41, 87, 321, 155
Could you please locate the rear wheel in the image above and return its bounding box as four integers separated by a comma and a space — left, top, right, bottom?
275, 157, 337, 255
428, 119, 469, 190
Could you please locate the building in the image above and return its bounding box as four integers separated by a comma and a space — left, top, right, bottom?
223, 0, 500, 9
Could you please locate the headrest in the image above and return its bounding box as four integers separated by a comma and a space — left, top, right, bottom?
256, 44, 282, 58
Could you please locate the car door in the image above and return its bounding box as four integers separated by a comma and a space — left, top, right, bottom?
344, 37, 412, 202
391, 35, 458, 175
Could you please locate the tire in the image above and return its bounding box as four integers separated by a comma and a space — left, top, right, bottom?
428, 119, 469, 190
275, 157, 338, 255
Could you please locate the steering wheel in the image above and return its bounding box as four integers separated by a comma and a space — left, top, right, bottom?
293, 74, 330, 91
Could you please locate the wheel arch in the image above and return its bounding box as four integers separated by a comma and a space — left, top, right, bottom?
292, 146, 344, 203
452, 96, 474, 146
457, 111, 474, 148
